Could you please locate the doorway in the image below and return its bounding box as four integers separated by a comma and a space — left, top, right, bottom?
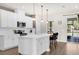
47, 21, 53, 33
67, 16, 79, 42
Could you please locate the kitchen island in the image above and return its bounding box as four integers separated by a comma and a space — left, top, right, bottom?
18, 34, 49, 55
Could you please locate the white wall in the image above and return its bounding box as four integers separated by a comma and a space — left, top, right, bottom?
50, 14, 67, 42
57, 15, 67, 42
43, 14, 67, 42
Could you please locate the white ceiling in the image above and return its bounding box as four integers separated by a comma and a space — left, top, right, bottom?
0, 3, 79, 15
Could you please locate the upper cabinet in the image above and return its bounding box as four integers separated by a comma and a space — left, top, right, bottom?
0, 9, 8, 27
0, 9, 17, 27
0, 9, 33, 28
7, 12, 17, 27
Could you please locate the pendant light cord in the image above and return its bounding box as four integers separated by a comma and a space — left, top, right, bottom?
41, 5, 43, 21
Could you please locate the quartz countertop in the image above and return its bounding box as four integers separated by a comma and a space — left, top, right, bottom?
19, 33, 49, 38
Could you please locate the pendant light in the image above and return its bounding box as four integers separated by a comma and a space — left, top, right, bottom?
41, 5, 43, 22
32, 3, 36, 34
46, 9, 48, 23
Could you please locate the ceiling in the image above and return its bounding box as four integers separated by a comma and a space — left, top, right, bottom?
0, 3, 79, 15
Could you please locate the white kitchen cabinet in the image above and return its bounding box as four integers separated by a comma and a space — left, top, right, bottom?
18, 34, 49, 55
0, 9, 8, 27
0, 35, 14, 50
0, 35, 4, 50
0, 29, 19, 51
4, 35, 18, 50
19, 37, 33, 55
0, 9, 33, 28
0, 34, 18, 51
0, 9, 17, 27
7, 13, 17, 27
36, 38, 42, 54
36, 36, 49, 54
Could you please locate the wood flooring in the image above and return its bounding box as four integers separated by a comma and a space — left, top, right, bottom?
0, 47, 18, 55
0, 42, 79, 55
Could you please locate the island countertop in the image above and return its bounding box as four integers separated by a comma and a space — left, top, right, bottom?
19, 33, 49, 38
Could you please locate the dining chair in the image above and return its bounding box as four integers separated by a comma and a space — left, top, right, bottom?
50, 32, 58, 49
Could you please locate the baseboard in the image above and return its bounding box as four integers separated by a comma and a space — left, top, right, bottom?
57, 40, 67, 43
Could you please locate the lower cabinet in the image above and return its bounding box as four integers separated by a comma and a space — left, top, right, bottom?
36, 36, 49, 54
18, 37, 33, 55
0, 36, 4, 50
0, 35, 18, 51
18, 34, 50, 55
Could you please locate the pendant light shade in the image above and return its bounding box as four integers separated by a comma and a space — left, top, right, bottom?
41, 5, 44, 22
46, 9, 48, 23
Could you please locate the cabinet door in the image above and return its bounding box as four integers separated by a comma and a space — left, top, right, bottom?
0, 9, 17, 27
37, 38, 43, 54
0, 10, 8, 27
4, 32, 18, 50
0, 36, 4, 50
4, 35, 13, 49
18, 38, 33, 54
7, 13, 17, 27
43, 36, 49, 50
